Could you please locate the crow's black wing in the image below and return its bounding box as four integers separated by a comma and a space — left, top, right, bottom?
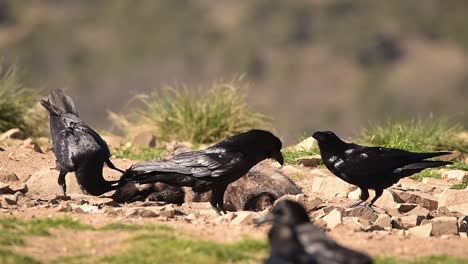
337, 145, 415, 176
296, 224, 372, 264
128, 147, 245, 179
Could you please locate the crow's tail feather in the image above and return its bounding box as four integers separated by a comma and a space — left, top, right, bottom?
412, 151, 452, 160
48, 89, 79, 117
403, 160, 452, 170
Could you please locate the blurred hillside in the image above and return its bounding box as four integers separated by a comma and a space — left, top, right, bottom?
0, 0, 467, 143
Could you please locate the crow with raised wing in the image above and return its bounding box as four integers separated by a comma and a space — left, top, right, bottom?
40, 89, 124, 196
255, 200, 373, 264
121, 129, 284, 215
313, 131, 452, 208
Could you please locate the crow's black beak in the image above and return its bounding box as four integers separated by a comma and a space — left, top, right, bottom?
254, 212, 275, 226
272, 151, 284, 166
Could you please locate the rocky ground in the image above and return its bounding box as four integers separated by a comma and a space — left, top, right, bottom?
1, 129, 468, 262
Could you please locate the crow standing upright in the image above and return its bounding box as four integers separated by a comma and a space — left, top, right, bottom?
121, 129, 284, 215
40, 89, 124, 196
313, 131, 452, 208
255, 200, 373, 264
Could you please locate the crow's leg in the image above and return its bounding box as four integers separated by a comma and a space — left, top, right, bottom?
348, 188, 369, 208
362, 188, 385, 213
57, 171, 68, 196
105, 159, 125, 173
210, 185, 228, 215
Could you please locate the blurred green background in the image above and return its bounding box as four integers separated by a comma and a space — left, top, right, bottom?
1, 0, 467, 143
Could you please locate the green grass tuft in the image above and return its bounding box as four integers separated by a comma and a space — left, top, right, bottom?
112, 145, 167, 160
0, 249, 41, 264
102, 233, 267, 264
449, 162, 468, 171
135, 79, 268, 144
0, 217, 92, 246
410, 169, 442, 182
0, 65, 38, 136
282, 149, 321, 165
100, 222, 173, 232
376, 255, 468, 264
451, 182, 468, 190
359, 117, 467, 153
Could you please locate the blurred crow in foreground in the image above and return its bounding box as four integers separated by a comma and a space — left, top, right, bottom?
255, 200, 373, 264
313, 131, 452, 208
40, 89, 124, 196
121, 129, 284, 215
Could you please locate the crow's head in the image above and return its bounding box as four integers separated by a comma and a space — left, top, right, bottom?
223, 129, 284, 165
312, 131, 340, 142
254, 200, 310, 226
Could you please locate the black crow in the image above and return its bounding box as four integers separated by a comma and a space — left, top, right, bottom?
40, 89, 124, 196
313, 131, 452, 208
255, 200, 373, 264
121, 129, 284, 215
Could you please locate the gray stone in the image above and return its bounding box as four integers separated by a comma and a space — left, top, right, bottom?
231, 211, 259, 225
26, 170, 81, 195
373, 190, 404, 211
22, 138, 43, 153
408, 223, 432, 238
374, 214, 392, 229
132, 130, 157, 147
311, 177, 357, 199
322, 209, 342, 229
442, 170, 468, 183
438, 189, 468, 214
431, 216, 459, 237
0, 128, 24, 141
397, 191, 438, 210
343, 206, 379, 222
400, 215, 424, 228
295, 155, 322, 167
406, 205, 430, 218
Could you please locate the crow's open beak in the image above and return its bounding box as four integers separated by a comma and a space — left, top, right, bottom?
272, 151, 284, 166
254, 212, 275, 226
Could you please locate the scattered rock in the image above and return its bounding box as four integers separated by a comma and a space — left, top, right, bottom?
397, 203, 418, 213
311, 177, 357, 199
231, 211, 259, 225
406, 205, 430, 218
132, 130, 157, 147
303, 197, 324, 211
295, 155, 322, 167
373, 190, 404, 211
274, 194, 307, 206
1, 194, 17, 206
397, 191, 438, 211
431, 217, 459, 237
0, 171, 19, 182
343, 206, 379, 222
8, 182, 28, 194
438, 189, 468, 214
26, 170, 81, 195
159, 208, 176, 218
213, 212, 235, 224
400, 215, 424, 228
289, 137, 317, 151
56, 201, 72, 212
443, 170, 468, 183
391, 217, 404, 229
88, 197, 120, 207
0, 128, 24, 141
374, 214, 392, 229
22, 138, 43, 153
322, 209, 342, 229
421, 178, 453, 188
140, 209, 159, 218
408, 223, 432, 238
0, 182, 10, 194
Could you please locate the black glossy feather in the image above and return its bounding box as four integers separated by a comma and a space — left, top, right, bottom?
123, 129, 284, 214
258, 200, 372, 264
40, 89, 122, 196
313, 131, 452, 206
